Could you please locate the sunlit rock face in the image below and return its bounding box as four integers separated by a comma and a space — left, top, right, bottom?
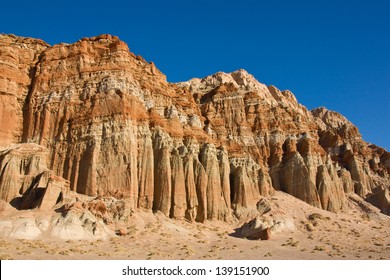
0, 34, 389, 220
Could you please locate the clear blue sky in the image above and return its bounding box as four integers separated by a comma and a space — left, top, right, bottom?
2, 0, 389, 150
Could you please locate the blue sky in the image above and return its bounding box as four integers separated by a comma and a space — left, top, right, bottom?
2, 0, 389, 150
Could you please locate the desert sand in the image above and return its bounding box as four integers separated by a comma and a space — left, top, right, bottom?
1, 191, 388, 260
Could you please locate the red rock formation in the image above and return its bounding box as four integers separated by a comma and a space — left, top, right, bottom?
0, 143, 68, 210
0, 144, 49, 202
0, 35, 49, 147
0, 34, 389, 222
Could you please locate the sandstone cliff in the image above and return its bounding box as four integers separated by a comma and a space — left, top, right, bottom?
0, 34, 389, 222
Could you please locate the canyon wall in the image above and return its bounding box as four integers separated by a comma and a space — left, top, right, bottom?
0, 34, 389, 220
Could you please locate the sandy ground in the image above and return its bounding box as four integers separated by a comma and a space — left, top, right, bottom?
0, 192, 389, 260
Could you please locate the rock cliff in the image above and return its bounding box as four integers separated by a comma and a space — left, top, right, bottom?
0, 34, 389, 221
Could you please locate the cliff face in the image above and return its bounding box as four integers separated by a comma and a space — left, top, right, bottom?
0, 35, 49, 147
0, 34, 389, 220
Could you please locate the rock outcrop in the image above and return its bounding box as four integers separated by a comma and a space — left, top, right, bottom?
0, 143, 69, 210
366, 188, 390, 215
0, 34, 389, 223
240, 200, 295, 240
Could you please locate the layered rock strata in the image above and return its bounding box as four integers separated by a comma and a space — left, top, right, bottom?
0, 34, 389, 221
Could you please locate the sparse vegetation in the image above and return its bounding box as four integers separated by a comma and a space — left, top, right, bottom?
313, 246, 325, 252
